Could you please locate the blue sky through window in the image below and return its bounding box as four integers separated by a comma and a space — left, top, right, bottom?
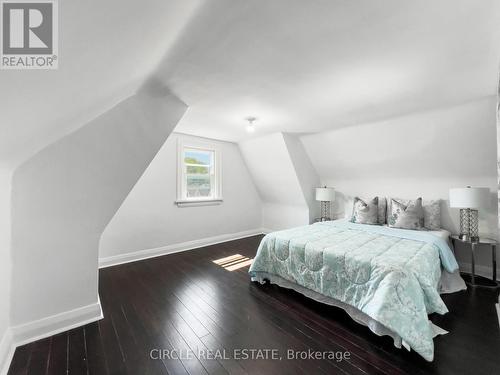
185, 150, 212, 165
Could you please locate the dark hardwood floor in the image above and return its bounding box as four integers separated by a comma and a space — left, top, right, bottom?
8, 235, 500, 375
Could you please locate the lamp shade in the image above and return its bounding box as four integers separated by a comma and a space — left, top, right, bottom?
315, 187, 335, 202
449, 187, 489, 208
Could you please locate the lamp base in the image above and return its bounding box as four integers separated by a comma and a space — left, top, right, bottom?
459, 234, 480, 242
320, 201, 331, 222
459, 208, 479, 242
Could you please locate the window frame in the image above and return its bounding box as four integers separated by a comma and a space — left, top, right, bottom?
176, 140, 222, 207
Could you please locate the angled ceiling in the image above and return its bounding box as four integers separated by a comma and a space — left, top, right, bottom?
157, 0, 500, 141
1, 0, 499, 166
0, 0, 202, 165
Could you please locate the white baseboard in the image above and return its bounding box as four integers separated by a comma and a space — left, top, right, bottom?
458, 261, 500, 281
0, 299, 103, 375
99, 228, 265, 268
11, 299, 103, 347
0, 329, 14, 375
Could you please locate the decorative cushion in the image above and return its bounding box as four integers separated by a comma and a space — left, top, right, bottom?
345, 196, 386, 224
422, 200, 441, 230
388, 198, 425, 230
377, 197, 387, 225
351, 197, 379, 225
387, 197, 441, 230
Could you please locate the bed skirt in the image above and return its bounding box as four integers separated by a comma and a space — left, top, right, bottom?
251, 271, 452, 352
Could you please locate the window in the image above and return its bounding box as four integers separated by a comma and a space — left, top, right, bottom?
177, 142, 222, 206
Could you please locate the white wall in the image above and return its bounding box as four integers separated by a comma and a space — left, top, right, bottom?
10, 89, 187, 331
283, 133, 321, 223
0, 169, 12, 372
239, 133, 311, 231
302, 96, 498, 276
99, 133, 262, 260
259, 203, 308, 233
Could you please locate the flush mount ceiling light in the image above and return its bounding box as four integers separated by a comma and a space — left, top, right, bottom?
245, 116, 257, 133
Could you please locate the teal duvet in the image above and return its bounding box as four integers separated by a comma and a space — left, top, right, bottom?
249, 220, 459, 361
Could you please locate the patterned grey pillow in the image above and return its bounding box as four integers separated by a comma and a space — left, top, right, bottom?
423, 200, 441, 230
351, 197, 379, 225
345, 196, 386, 224
387, 197, 440, 229
377, 197, 387, 225
388, 198, 425, 230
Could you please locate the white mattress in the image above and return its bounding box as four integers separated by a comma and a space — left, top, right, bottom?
427, 228, 451, 242
381, 224, 451, 241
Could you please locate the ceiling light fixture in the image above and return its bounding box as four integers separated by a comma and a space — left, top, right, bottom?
245, 116, 257, 133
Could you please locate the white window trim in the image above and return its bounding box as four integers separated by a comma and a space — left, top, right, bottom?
176, 139, 223, 207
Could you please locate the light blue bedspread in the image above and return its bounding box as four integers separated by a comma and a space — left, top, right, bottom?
249, 220, 459, 361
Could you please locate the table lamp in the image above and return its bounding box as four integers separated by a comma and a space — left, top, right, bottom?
315, 186, 335, 221
449, 186, 489, 242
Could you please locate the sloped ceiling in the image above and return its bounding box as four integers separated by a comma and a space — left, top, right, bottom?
157, 0, 500, 141
239, 133, 306, 206
2, 0, 500, 166
0, 0, 202, 166
239, 132, 313, 230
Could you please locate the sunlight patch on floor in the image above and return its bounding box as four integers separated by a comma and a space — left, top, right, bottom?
212, 254, 253, 271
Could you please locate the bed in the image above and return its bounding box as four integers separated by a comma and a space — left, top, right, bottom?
249, 219, 466, 361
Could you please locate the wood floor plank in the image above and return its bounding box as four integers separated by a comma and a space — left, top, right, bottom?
166, 253, 375, 373
67, 328, 88, 375
124, 271, 209, 375
173, 253, 369, 375
46, 332, 68, 375
7, 344, 31, 375
7, 235, 500, 375
26, 337, 51, 375
124, 301, 189, 375
84, 322, 109, 375
105, 264, 188, 374
98, 272, 131, 375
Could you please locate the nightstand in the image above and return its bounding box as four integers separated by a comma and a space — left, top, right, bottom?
450, 235, 498, 288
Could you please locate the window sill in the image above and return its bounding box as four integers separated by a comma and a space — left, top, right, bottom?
175, 199, 223, 207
